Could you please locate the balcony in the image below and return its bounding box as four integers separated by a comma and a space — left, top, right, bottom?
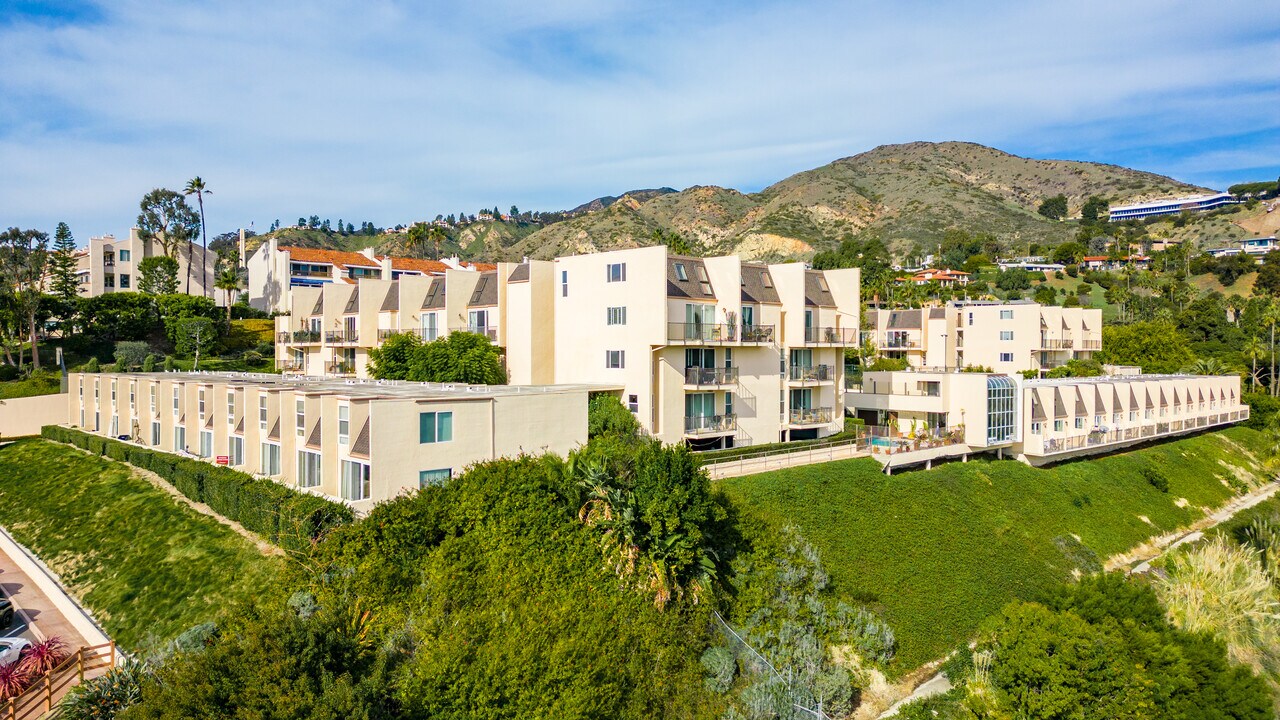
667, 323, 776, 344
683, 367, 739, 387
1078, 339, 1102, 350
1037, 408, 1250, 456
407, 327, 442, 342
805, 327, 858, 345
459, 325, 498, 341
1040, 338, 1074, 349
880, 337, 921, 349
377, 328, 400, 341
788, 364, 835, 383
684, 413, 737, 436
287, 330, 322, 344
325, 330, 359, 345
789, 407, 834, 426
278, 359, 304, 372
325, 361, 355, 376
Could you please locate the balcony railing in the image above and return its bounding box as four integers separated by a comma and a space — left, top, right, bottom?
287, 330, 322, 344
326, 361, 355, 376
805, 327, 858, 345
1038, 408, 1250, 455
278, 359, 304, 372
326, 330, 359, 344
1040, 338, 1074, 349
669, 323, 735, 343
685, 413, 737, 435
684, 367, 739, 386
290, 269, 331, 279
377, 328, 401, 341
1078, 339, 1102, 350
881, 337, 921, 349
741, 324, 776, 344
788, 407, 834, 426
788, 364, 835, 383
460, 325, 498, 340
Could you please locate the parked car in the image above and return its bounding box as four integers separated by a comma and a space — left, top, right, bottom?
0, 592, 14, 630
0, 638, 30, 666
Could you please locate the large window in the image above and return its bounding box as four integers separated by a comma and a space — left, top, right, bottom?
419, 411, 453, 444
198, 389, 206, 421
297, 450, 322, 488
261, 443, 281, 476
606, 307, 627, 326
199, 430, 213, 458
986, 375, 1016, 443
419, 469, 451, 488
606, 350, 625, 369
259, 396, 268, 429
338, 404, 349, 446
296, 398, 306, 436
151, 421, 160, 446
999, 309, 1014, 320
341, 460, 371, 501
421, 312, 438, 341
174, 426, 186, 453
606, 262, 627, 282
229, 436, 244, 467
227, 391, 235, 423
118, 250, 131, 262
172, 386, 179, 415
999, 330, 1014, 341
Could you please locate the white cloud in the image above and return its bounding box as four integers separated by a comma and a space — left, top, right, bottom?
0, 0, 1276, 239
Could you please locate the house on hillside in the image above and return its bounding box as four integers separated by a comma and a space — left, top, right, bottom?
895, 269, 970, 287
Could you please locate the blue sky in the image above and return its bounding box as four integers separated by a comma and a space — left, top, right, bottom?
0, 0, 1277, 242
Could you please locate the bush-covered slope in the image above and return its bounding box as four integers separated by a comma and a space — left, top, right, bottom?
720, 427, 1272, 671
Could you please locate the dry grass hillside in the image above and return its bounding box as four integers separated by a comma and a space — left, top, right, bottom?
512, 141, 1207, 260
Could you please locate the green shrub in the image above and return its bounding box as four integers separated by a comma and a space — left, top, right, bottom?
0, 365, 18, 381
83, 357, 100, 373
163, 356, 174, 372
141, 354, 156, 373
1142, 465, 1169, 493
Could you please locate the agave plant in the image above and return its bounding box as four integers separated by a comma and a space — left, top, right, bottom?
59, 659, 146, 719
0, 661, 31, 700
19, 636, 68, 676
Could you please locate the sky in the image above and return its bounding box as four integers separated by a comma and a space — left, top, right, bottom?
0, 0, 1277, 243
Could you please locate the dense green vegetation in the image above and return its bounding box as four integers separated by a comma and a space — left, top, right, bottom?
721, 426, 1271, 671
366, 330, 506, 384
0, 439, 282, 653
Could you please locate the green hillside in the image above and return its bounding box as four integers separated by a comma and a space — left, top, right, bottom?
720, 426, 1271, 672
512, 141, 1206, 259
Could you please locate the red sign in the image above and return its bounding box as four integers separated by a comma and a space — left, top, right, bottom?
215, 455, 229, 466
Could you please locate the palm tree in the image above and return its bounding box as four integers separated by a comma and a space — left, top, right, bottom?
1183, 357, 1230, 376
1243, 336, 1266, 391
428, 227, 446, 260
214, 265, 241, 323
1266, 300, 1280, 396
183, 177, 211, 297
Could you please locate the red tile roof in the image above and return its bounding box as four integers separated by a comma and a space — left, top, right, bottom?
383, 257, 452, 274
282, 246, 380, 268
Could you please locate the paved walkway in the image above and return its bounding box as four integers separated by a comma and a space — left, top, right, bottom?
0, 547, 89, 649
704, 440, 868, 479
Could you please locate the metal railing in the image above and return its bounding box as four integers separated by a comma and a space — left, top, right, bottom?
1040, 338, 1074, 349
1037, 408, 1251, 455
880, 337, 921, 349
788, 364, 835, 382
862, 424, 966, 455
325, 330, 359, 344
377, 328, 401, 341
740, 324, 776, 343
685, 413, 737, 435
805, 326, 858, 345
289, 330, 322, 343
452, 325, 498, 340
1078, 339, 1102, 350
277, 359, 303, 372
788, 407, 833, 425
4, 642, 117, 720
851, 382, 941, 397
408, 327, 441, 342
669, 323, 735, 343
684, 367, 739, 386
326, 361, 355, 375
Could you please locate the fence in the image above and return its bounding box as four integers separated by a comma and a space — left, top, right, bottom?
5, 643, 116, 720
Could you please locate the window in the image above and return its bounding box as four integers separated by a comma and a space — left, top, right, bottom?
119, 274, 130, 289
419, 411, 453, 444
227, 391, 235, 424
1094, 415, 1103, 427
174, 426, 186, 453
1129, 410, 1137, 422
1054, 419, 1064, 432
94, 380, 98, 399
1031, 421, 1042, 434
999, 352, 1014, 362
606, 263, 627, 282
261, 443, 281, 475
199, 430, 213, 458
296, 399, 306, 436
341, 460, 371, 501
605, 350, 625, 369
259, 396, 268, 429
150, 386, 156, 414
986, 375, 1016, 443
118, 249, 131, 262
172, 387, 179, 414
999, 309, 1014, 320
724, 392, 734, 417
110, 415, 118, 437
999, 330, 1014, 341
338, 404, 349, 445
419, 469, 452, 488
673, 263, 688, 281
1144, 408, 1152, 419
297, 451, 322, 488
761, 272, 773, 288
198, 389, 206, 421
1074, 417, 1084, 429
103, 274, 114, 288
967, 312, 974, 326
561, 270, 568, 297
627, 394, 639, 412
421, 312, 438, 341
229, 436, 244, 466
468, 309, 489, 332
111, 380, 116, 402
129, 382, 136, 411
606, 306, 627, 325
151, 421, 160, 446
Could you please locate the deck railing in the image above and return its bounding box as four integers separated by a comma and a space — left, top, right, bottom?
5, 642, 117, 720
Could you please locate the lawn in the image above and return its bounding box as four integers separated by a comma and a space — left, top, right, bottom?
0, 374, 62, 399
720, 426, 1272, 672
0, 439, 283, 653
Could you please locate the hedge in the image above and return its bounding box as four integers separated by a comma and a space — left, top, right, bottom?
40, 426, 353, 553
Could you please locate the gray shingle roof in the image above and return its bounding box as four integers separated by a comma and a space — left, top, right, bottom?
305, 420, 322, 449
350, 418, 371, 458
740, 264, 780, 304
804, 271, 835, 307
380, 282, 399, 312
311, 294, 324, 315
344, 287, 360, 314
886, 310, 922, 330
667, 257, 715, 299
507, 263, 530, 283
267, 418, 281, 441
468, 272, 498, 307
422, 278, 446, 310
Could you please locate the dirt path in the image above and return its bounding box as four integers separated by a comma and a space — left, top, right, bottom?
60, 443, 284, 557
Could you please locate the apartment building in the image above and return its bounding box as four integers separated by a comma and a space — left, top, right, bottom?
274, 261, 555, 384
68, 371, 608, 513
848, 368, 1247, 465
552, 246, 860, 448
1108, 192, 1235, 221
864, 301, 1103, 375
60, 229, 219, 300
246, 237, 493, 312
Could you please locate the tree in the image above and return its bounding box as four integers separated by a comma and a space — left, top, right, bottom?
1052, 241, 1087, 265
1038, 194, 1068, 220
510, 205, 519, 218
427, 227, 446, 259
587, 394, 640, 438
47, 222, 80, 306
113, 341, 150, 371
138, 256, 180, 295
1034, 284, 1058, 306
366, 331, 422, 379
137, 190, 201, 265
78, 294, 159, 343
214, 265, 241, 322
183, 177, 212, 297
1080, 195, 1108, 224
0, 228, 50, 370
1098, 320, 1194, 373
175, 317, 215, 369
1254, 251, 1280, 296
156, 294, 223, 349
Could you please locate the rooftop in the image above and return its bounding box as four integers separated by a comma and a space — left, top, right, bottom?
1108, 192, 1233, 213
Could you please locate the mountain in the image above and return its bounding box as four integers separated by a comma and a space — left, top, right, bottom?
506, 141, 1207, 260
569, 188, 678, 215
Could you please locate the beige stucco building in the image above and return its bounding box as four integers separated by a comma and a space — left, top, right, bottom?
864, 301, 1102, 375
68, 371, 609, 513
62, 229, 219, 300
847, 368, 1247, 465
